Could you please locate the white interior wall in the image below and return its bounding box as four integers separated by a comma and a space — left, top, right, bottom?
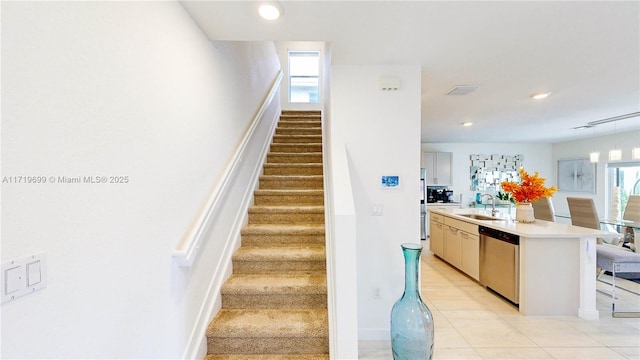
331, 64, 421, 340
552, 130, 640, 218
422, 130, 640, 219
1, 2, 279, 358
421, 143, 554, 209
323, 44, 359, 359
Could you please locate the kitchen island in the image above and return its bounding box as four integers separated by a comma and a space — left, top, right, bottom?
428, 207, 620, 320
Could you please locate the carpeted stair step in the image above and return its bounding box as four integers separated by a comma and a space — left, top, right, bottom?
221, 274, 327, 309
262, 163, 323, 176
280, 113, 321, 119
240, 224, 325, 247
270, 143, 322, 153
280, 113, 320, 118
206, 309, 329, 355
281, 110, 321, 116
254, 189, 324, 206
267, 153, 322, 164
248, 205, 325, 224
275, 127, 322, 136
277, 121, 321, 129
205, 355, 329, 360
259, 175, 323, 190
272, 134, 322, 144
232, 245, 326, 274
206, 110, 328, 358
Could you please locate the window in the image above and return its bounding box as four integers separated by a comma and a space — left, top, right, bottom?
288, 51, 320, 103
607, 161, 640, 216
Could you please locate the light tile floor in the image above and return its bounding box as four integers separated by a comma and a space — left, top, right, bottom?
359, 248, 640, 359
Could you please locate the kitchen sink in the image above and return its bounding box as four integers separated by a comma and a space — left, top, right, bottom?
458, 214, 505, 221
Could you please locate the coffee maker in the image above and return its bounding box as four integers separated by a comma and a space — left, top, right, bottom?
428, 187, 454, 203
444, 189, 454, 203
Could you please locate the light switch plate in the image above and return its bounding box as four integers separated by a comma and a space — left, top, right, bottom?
1, 253, 46, 304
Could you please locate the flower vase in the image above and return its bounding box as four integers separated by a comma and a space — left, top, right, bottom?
516, 202, 535, 223
390, 243, 434, 360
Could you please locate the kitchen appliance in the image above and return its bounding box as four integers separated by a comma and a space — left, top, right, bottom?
444, 189, 454, 203
427, 186, 454, 203
479, 226, 520, 304
428, 189, 437, 203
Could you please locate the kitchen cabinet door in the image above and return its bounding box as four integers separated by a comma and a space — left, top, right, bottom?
429, 219, 444, 257
461, 231, 480, 280
444, 225, 462, 269
423, 152, 452, 185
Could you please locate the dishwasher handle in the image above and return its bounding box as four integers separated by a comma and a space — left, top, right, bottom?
478, 226, 519, 245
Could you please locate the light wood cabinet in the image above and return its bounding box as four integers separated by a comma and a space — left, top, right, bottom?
460, 231, 480, 280
435, 214, 480, 279
423, 152, 452, 185
444, 225, 462, 268
429, 213, 445, 258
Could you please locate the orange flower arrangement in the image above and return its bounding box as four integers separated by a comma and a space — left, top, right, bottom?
500, 168, 557, 204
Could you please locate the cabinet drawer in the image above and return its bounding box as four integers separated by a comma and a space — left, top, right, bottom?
429, 213, 444, 223
444, 216, 479, 235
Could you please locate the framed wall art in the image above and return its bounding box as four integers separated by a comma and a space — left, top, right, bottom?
557, 158, 596, 193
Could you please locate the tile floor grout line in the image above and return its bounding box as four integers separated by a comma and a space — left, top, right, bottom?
358, 246, 640, 359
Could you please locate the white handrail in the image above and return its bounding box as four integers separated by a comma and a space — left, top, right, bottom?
173, 71, 283, 266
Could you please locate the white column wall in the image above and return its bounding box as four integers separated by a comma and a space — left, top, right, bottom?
331, 64, 422, 339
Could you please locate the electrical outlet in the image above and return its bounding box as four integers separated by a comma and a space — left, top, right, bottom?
372, 203, 384, 216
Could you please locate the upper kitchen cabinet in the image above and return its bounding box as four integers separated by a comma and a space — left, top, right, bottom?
423, 152, 452, 185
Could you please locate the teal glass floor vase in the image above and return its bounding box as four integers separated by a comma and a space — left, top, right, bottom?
390, 243, 434, 360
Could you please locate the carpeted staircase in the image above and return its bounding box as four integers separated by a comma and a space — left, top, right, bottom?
205, 110, 329, 359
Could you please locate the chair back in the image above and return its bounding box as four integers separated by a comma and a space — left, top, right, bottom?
567, 197, 600, 230
532, 197, 555, 221
623, 195, 640, 222
622, 195, 640, 251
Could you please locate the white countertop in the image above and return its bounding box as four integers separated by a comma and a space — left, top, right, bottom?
428, 207, 619, 239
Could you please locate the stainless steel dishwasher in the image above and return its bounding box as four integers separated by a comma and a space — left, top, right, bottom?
479, 225, 520, 304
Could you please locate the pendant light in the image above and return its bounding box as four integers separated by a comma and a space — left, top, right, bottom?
609, 148, 622, 161
633, 130, 640, 160
608, 120, 622, 161
589, 126, 599, 163
581, 112, 640, 162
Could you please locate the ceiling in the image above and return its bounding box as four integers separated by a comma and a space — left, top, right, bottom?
181, 1, 640, 143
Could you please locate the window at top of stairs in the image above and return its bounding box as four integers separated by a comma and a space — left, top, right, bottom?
288, 51, 320, 103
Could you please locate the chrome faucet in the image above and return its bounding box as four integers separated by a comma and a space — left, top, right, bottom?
482, 194, 497, 216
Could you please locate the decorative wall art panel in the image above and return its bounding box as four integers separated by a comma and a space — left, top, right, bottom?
557, 158, 596, 193
470, 153, 523, 191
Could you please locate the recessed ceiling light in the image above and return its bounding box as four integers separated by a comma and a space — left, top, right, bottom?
462, 122, 473, 127
531, 92, 551, 100
258, 3, 283, 20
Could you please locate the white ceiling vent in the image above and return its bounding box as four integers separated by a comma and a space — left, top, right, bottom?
446, 85, 479, 96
